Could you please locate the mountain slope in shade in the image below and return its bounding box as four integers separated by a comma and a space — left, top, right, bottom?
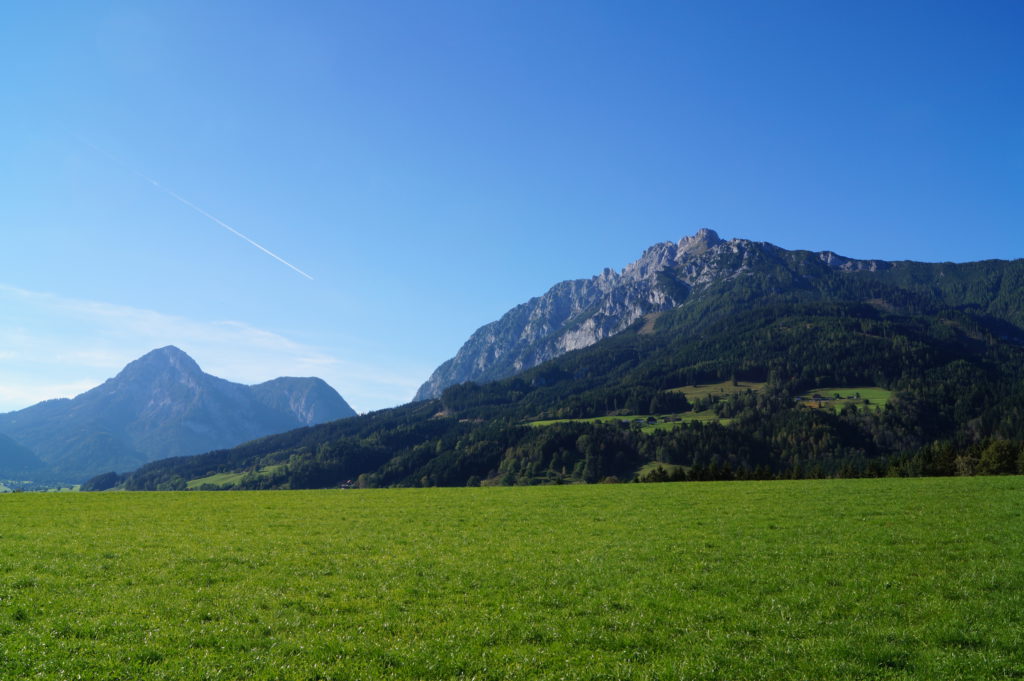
0, 346, 356, 482
0, 432, 52, 480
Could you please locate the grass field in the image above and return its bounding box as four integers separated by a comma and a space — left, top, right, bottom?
527, 409, 726, 432
2, 478, 1023, 679
187, 465, 284, 490
799, 386, 893, 412
526, 381, 763, 431
634, 461, 688, 478
668, 380, 767, 401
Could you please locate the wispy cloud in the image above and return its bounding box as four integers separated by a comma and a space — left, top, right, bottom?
0, 284, 423, 413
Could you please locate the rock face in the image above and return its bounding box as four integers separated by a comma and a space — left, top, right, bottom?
414, 229, 890, 400
0, 346, 356, 482
249, 376, 352, 427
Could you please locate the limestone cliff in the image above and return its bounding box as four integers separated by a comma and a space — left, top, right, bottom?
414, 230, 889, 400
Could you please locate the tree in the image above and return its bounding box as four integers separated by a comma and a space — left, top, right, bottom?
979, 440, 1019, 475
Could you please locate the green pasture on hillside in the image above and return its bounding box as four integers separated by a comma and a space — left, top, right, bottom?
187, 465, 284, 490
526, 381, 764, 430
799, 386, 893, 412
527, 409, 726, 432
1, 478, 1023, 680
668, 379, 767, 401
185, 470, 246, 489
634, 461, 688, 479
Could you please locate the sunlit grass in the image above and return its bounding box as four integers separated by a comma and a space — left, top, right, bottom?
525, 380, 763, 431
1, 477, 1022, 679
667, 379, 767, 400
799, 386, 893, 412
526, 409, 725, 431
187, 464, 284, 490
634, 461, 687, 478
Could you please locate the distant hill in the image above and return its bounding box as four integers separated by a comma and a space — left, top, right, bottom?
104, 233, 1024, 491
0, 432, 52, 481
0, 346, 356, 482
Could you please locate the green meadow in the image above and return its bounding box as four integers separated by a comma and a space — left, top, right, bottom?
527, 409, 725, 432
2, 478, 1023, 680
668, 380, 768, 401
187, 465, 285, 490
525, 381, 757, 431
799, 386, 893, 412
526, 383, 891, 433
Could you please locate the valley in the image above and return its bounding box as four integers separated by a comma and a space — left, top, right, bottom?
4, 5, 1022, 680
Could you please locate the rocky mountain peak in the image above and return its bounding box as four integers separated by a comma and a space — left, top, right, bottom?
678, 228, 722, 256
622, 229, 725, 282
414, 230, 744, 400
123, 345, 202, 377
106, 346, 206, 397
414, 229, 905, 401
251, 377, 356, 425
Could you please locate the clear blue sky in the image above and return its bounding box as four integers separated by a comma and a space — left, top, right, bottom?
1, 1, 1022, 413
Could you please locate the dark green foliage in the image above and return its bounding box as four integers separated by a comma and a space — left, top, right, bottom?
79, 471, 123, 491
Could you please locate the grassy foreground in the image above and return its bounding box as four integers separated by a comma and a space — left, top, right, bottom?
2, 478, 1023, 680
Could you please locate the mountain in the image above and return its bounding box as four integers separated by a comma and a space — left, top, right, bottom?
0, 346, 356, 482
103, 233, 1024, 491
415, 228, 1022, 400
0, 432, 51, 481
416, 229, 842, 398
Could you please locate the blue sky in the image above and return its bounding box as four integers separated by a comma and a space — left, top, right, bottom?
1, 1, 1022, 413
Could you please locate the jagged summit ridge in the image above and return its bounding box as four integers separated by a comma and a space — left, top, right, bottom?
414, 230, 733, 400
414, 230, 887, 400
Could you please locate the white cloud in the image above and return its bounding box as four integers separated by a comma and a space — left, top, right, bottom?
0, 284, 424, 413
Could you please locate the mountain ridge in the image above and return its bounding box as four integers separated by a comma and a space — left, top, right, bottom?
101, 233, 1024, 491
414, 230, 895, 400
0, 346, 356, 483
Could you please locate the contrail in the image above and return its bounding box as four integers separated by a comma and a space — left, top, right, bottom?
78, 137, 314, 280
141, 177, 314, 280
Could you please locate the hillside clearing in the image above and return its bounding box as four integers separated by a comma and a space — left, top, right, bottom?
187, 464, 284, 490
799, 386, 893, 411
668, 380, 767, 400
527, 409, 727, 432
525, 380, 765, 431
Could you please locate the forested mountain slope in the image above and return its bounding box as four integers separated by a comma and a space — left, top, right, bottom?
98, 247, 1024, 491
415, 230, 1024, 400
